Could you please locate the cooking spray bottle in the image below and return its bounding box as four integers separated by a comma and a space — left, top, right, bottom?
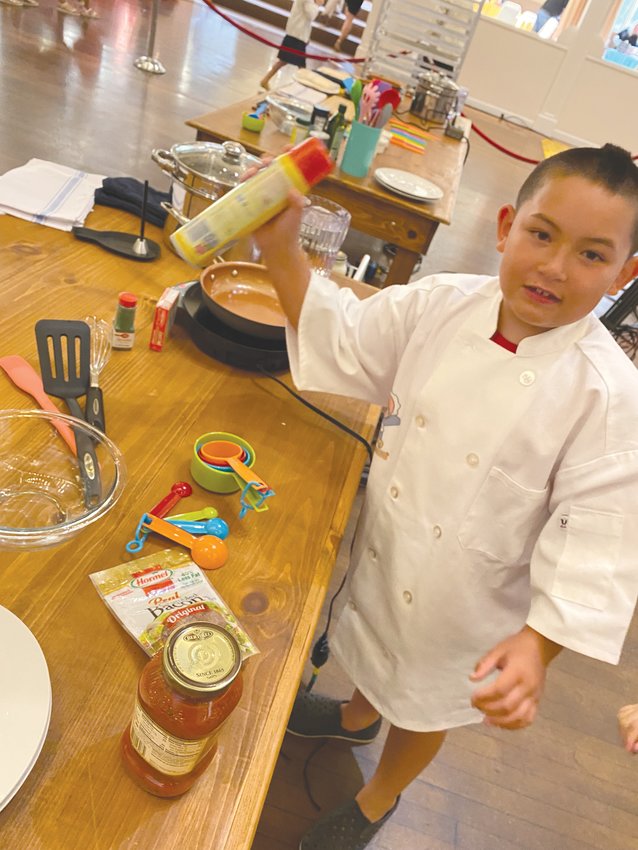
170, 137, 333, 268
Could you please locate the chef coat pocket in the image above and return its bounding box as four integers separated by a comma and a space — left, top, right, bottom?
551, 507, 622, 610
458, 467, 548, 564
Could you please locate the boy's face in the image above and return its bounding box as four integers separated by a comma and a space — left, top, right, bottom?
495, 175, 638, 343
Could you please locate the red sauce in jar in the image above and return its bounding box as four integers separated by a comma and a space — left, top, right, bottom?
121, 622, 243, 797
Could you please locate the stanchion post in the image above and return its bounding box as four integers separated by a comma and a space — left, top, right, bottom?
134, 0, 166, 75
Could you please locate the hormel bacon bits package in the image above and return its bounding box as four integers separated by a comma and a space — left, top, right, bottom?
90, 549, 258, 659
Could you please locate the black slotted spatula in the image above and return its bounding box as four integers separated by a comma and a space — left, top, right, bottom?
34, 319, 102, 508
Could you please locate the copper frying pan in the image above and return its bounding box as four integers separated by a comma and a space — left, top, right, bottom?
199, 261, 286, 342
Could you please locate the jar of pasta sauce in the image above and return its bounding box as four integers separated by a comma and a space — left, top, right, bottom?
120, 622, 243, 797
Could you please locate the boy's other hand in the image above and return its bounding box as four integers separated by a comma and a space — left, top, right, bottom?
255, 190, 311, 329
618, 704, 638, 753
469, 626, 561, 730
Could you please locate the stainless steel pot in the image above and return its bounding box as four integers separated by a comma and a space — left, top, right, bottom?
410, 72, 459, 125
152, 141, 262, 252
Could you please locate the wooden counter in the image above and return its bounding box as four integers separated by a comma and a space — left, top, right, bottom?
0, 207, 378, 849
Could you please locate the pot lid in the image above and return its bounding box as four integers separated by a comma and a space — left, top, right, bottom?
169, 141, 261, 188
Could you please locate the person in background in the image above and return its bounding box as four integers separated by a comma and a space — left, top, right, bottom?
254, 144, 638, 850
608, 22, 638, 49
260, 0, 339, 90
57, 0, 98, 17
533, 0, 569, 33
334, 0, 366, 52
618, 703, 638, 753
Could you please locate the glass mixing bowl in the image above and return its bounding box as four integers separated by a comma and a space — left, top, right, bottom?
0, 409, 126, 549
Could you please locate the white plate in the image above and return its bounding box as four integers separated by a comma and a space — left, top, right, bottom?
294, 69, 341, 95
374, 168, 444, 202
0, 606, 51, 812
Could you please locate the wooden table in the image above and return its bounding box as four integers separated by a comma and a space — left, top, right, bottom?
0, 208, 378, 849
186, 97, 469, 286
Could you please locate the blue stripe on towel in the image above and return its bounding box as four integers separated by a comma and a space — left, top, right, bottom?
35, 170, 87, 224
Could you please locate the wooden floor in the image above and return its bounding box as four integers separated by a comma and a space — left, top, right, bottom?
2, 2, 638, 849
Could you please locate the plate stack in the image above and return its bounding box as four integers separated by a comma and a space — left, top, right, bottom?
373, 168, 444, 202
0, 607, 51, 812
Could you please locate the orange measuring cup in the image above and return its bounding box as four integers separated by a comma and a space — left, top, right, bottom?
199, 439, 270, 492
142, 513, 228, 571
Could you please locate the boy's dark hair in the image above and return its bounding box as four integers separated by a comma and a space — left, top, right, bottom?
516, 143, 638, 255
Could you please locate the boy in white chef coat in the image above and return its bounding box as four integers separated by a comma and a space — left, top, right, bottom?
256, 143, 638, 850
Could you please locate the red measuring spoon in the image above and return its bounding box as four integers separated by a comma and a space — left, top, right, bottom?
150, 482, 193, 518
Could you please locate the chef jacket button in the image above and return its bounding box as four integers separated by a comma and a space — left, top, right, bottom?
466, 452, 479, 467
519, 370, 536, 386
348, 600, 357, 611
403, 590, 413, 604
390, 486, 399, 499
433, 525, 442, 538
415, 415, 426, 428
368, 547, 377, 560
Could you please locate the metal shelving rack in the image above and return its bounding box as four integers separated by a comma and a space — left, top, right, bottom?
363, 0, 485, 87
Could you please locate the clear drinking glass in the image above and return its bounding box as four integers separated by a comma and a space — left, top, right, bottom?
299, 195, 351, 276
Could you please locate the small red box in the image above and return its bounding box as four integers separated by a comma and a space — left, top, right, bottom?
149, 287, 180, 351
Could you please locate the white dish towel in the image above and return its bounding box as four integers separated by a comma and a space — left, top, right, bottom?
0, 159, 105, 231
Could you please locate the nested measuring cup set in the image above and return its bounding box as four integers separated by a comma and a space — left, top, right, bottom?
125, 431, 275, 570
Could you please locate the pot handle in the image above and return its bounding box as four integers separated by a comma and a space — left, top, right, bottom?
152, 148, 179, 177
161, 201, 189, 227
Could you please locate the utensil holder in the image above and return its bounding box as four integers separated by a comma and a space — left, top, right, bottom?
340, 121, 382, 178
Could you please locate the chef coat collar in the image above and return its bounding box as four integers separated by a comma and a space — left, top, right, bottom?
475, 277, 594, 358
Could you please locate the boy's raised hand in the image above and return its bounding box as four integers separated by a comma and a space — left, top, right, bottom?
254, 190, 311, 329
470, 626, 561, 730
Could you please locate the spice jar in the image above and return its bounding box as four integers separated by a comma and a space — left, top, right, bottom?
120, 622, 243, 797
112, 291, 138, 350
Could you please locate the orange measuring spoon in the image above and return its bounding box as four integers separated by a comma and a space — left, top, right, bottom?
143, 513, 228, 570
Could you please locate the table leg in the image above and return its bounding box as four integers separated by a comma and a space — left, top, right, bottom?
382, 248, 422, 287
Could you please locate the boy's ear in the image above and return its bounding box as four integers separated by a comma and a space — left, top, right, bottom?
496, 205, 515, 254
608, 254, 638, 296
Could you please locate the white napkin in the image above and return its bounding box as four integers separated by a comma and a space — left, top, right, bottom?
0, 159, 105, 231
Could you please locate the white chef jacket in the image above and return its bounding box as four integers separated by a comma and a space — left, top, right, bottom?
286, 0, 322, 42
286, 272, 638, 731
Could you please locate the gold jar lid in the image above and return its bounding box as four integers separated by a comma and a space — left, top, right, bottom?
163, 622, 241, 696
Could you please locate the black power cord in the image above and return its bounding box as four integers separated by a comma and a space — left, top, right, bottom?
258, 367, 374, 689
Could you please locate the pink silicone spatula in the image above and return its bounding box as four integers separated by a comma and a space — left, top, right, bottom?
0, 354, 77, 454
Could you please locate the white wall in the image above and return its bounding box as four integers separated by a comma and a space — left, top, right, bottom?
457, 2, 638, 149
361, 1, 638, 150
458, 19, 567, 123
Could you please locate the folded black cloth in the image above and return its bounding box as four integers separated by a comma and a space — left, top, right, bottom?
94, 177, 170, 228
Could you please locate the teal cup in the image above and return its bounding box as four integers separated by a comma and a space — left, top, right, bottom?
340, 121, 382, 178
